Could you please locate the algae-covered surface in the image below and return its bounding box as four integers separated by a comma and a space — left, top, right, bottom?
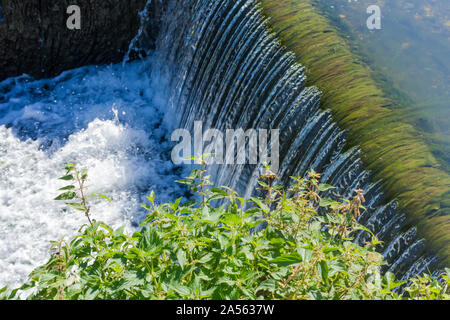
260, 0, 450, 265
315, 0, 449, 175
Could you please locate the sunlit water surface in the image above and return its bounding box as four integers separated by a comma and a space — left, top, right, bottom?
317, 0, 449, 171
0, 60, 186, 288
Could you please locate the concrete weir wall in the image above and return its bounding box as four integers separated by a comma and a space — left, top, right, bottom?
0, 0, 161, 81
260, 0, 450, 266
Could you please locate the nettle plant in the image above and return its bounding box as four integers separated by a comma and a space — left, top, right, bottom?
54, 164, 111, 226
2, 157, 449, 300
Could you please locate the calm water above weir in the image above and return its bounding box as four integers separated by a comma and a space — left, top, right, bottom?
316, 0, 449, 171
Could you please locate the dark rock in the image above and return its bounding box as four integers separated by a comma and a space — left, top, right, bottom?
0, 0, 161, 81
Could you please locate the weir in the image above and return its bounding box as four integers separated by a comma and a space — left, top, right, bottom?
0, 0, 447, 288
259, 0, 450, 266
145, 0, 446, 278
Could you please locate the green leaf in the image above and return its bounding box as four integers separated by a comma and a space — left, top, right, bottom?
243, 207, 262, 217
323, 246, 340, 254
80, 169, 88, 180
256, 279, 276, 292
141, 204, 152, 211
221, 213, 241, 226
83, 287, 100, 300
318, 184, 336, 192
384, 272, 405, 290
270, 253, 302, 267
139, 226, 161, 252
319, 198, 335, 207
211, 187, 228, 196
64, 164, 76, 172
249, 197, 270, 214
168, 283, 191, 297
177, 249, 187, 269
218, 234, 230, 250
59, 185, 75, 191
173, 197, 182, 210
217, 278, 236, 287
308, 290, 324, 300
209, 187, 229, 201
147, 191, 155, 204
198, 253, 214, 264
54, 192, 77, 201
318, 261, 329, 286
59, 175, 74, 181
204, 209, 223, 224
176, 178, 195, 185
115, 270, 145, 291
328, 260, 348, 277
67, 203, 87, 212
248, 219, 266, 229
90, 193, 111, 203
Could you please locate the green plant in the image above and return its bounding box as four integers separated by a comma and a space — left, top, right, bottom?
54, 164, 111, 226
2, 160, 449, 300
404, 271, 450, 300
260, 0, 450, 264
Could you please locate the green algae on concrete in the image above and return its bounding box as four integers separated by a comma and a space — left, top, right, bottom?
259, 0, 450, 265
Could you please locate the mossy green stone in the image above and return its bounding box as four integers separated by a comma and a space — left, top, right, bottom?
259, 0, 450, 266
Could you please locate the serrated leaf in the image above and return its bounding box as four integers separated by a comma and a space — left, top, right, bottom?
83, 287, 100, 300
319, 198, 335, 207
198, 253, 214, 264
323, 246, 340, 254
221, 213, 241, 226
318, 184, 336, 192
169, 283, 191, 297
270, 253, 302, 267
54, 192, 76, 201
177, 249, 187, 269
139, 226, 161, 252
308, 290, 324, 300
217, 278, 235, 286
59, 175, 74, 181
257, 279, 276, 292
67, 203, 87, 212
115, 270, 145, 291
249, 197, 270, 214
210, 187, 228, 200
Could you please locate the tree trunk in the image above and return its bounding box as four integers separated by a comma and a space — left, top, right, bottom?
0, 0, 161, 81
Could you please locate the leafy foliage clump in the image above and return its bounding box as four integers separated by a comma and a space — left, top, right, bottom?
2, 160, 449, 300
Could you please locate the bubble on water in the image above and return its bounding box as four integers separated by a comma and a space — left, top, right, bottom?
0, 59, 185, 288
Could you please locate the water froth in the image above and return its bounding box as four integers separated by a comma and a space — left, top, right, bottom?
0, 59, 184, 288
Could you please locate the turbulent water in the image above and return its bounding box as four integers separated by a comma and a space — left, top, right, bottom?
0, 0, 441, 288
0, 61, 186, 287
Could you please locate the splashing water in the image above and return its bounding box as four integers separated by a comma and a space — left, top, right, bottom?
0, 60, 185, 288
123, 0, 154, 65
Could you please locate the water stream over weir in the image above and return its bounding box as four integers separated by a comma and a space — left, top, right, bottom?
0, 0, 442, 287
152, 0, 441, 279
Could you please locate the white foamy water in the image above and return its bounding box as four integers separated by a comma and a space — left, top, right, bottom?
0, 60, 185, 288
